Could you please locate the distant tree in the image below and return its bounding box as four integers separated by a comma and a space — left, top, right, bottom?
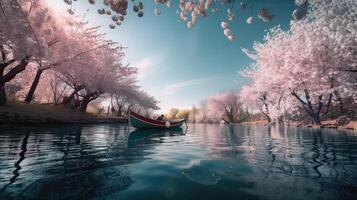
175, 109, 190, 121
188, 105, 198, 123
195, 90, 249, 124
166, 108, 179, 120
195, 100, 209, 123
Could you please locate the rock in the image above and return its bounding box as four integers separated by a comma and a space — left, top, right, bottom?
344, 120, 357, 130
336, 116, 350, 127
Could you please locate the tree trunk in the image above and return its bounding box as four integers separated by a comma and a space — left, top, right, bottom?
4, 57, 30, 83
324, 93, 332, 115
0, 67, 6, 105
78, 92, 98, 113
24, 69, 43, 103
260, 93, 272, 123
117, 106, 122, 116
0, 81, 6, 106
126, 106, 132, 116
263, 113, 272, 123
291, 91, 322, 125
0, 58, 28, 105
0, 57, 30, 106
324, 77, 334, 115
311, 114, 321, 125
61, 86, 84, 105
79, 96, 91, 113
334, 91, 344, 114
263, 103, 272, 123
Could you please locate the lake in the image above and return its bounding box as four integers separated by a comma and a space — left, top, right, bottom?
0, 124, 357, 200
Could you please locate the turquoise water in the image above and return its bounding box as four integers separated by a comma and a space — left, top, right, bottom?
0, 124, 357, 200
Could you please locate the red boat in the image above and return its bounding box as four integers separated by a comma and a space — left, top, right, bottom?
129, 111, 186, 129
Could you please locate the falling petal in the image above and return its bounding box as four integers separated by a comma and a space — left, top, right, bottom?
166, 0, 172, 7
240, 2, 247, 10
258, 8, 274, 22
228, 14, 235, 21
98, 8, 105, 15
228, 34, 235, 41
64, 0, 72, 5
103, 0, 109, 6
212, 8, 218, 13
292, 2, 308, 20
67, 8, 75, 15
221, 21, 228, 29
187, 20, 194, 29
133, 5, 139, 12
112, 15, 119, 22
138, 1, 144, 10
247, 16, 253, 24
154, 8, 161, 15
224, 28, 232, 37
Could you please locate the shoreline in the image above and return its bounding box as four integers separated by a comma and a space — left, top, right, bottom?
0, 102, 355, 131
0, 101, 127, 125
0, 111, 127, 125
241, 119, 357, 131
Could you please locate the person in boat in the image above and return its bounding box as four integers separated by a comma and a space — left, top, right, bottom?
156, 114, 165, 121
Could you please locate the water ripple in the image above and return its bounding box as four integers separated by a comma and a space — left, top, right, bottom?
0, 124, 356, 200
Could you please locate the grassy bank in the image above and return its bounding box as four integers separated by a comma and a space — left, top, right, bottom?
0, 100, 127, 125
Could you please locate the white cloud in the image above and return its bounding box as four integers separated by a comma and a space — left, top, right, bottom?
162, 77, 222, 96
132, 57, 154, 79
131, 52, 168, 80
135, 57, 152, 70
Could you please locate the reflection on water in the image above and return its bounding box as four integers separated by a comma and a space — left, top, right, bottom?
0, 124, 356, 200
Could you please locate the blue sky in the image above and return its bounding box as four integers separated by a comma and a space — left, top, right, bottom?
50, 0, 296, 112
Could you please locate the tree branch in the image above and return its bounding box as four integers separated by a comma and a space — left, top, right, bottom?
0, 44, 7, 61
43, 42, 115, 70
0, 59, 15, 70
3, 57, 30, 82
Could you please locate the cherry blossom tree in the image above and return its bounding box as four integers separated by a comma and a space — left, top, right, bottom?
0, 0, 159, 112
195, 100, 209, 123
0, 0, 49, 105
166, 108, 179, 120
128, 90, 160, 113
23, 14, 118, 103
54, 39, 134, 112
49, 73, 68, 105
195, 90, 249, 123
240, 0, 357, 124
239, 85, 272, 123
188, 105, 198, 123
